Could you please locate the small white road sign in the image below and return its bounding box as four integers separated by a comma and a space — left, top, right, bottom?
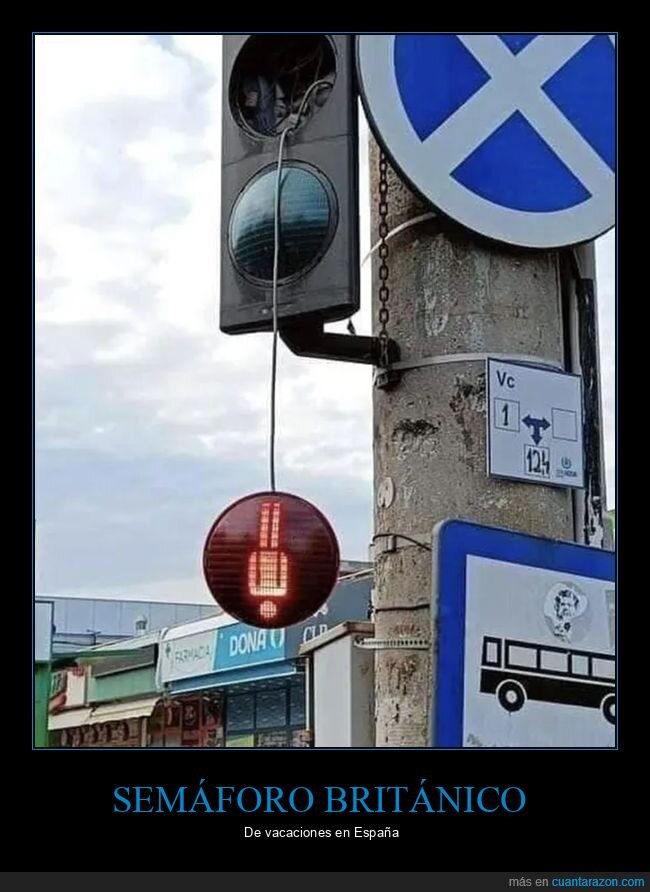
487, 359, 584, 489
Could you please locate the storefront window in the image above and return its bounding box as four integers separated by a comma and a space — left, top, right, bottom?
289, 681, 306, 727
223, 677, 307, 746
226, 693, 255, 732
181, 699, 201, 746
200, 694, 225, 747
256, 728, 289, 747
256, 687, 287, 729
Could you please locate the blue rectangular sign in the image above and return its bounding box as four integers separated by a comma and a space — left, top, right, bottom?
215, 624, 286, 672
432, 520, 616, 749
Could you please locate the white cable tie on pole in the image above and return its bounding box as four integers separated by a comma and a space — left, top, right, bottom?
362, 212, 437, 266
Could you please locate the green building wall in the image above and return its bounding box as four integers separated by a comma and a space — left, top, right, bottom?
88, 666, 157, 703
34, 663, 51, 748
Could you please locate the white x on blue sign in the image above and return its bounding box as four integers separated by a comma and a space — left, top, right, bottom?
357, 35, 615, 248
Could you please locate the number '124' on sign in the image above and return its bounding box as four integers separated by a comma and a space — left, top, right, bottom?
524, 445, 550, 479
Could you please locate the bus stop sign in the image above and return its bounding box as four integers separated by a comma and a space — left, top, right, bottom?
431, 520, 615, 748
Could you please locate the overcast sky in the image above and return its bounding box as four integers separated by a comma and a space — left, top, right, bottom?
35, 35, 615, 603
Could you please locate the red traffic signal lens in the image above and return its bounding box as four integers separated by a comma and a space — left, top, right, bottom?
203, 491, 340, 629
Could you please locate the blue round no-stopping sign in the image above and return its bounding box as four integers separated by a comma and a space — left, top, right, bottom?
357, 34, 615, 248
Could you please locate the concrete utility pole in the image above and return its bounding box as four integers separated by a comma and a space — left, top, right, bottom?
370, 140, 585, 748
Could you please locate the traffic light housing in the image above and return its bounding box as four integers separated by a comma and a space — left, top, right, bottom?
220, 35, 359, 335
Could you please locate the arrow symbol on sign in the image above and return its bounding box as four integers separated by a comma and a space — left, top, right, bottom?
523, 415, 550, 445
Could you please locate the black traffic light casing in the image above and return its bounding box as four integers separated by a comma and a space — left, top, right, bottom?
220, 35, 359, 335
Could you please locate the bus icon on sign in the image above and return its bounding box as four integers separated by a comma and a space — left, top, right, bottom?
480, 636, 615, 725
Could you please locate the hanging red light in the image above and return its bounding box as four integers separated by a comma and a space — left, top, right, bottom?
203, 491, 340, 628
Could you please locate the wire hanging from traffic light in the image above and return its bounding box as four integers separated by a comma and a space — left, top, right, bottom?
206, 41, 360, 627
268, 78, 334, 492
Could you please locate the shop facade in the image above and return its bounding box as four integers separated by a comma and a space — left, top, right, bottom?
49, 636, 162, 748
45, 573, 371, 748
156, 575, 371, 747
148, 692, 225, 747
48, 663, 91, 747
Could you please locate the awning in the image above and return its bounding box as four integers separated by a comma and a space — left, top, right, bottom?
87, 696, 160, 725
168, 660, 297, 695
51, 649, 152, 667
48, 708, 92, 731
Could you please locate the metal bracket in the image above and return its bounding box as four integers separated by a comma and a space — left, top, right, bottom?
373, 362, 402, 391
279, 320, 401, 388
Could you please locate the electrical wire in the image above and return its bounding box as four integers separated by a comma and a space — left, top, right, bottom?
291, 78, 333, 130
270, 126, 290, 492
338, 568, 374, 582
268, 76, 334, 493
372, 533, 432, 552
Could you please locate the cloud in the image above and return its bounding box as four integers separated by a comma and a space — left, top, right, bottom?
36, 446, 372, 594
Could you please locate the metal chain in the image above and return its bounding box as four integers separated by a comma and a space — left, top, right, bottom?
377, 151, 390, 368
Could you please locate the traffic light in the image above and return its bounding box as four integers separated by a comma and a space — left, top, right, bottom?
220, 35, 359, 334
203, 491, 340, 628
